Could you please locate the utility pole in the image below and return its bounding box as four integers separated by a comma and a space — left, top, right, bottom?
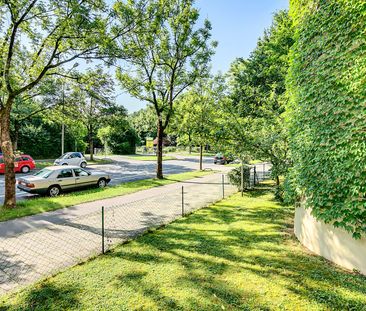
61, 63, 79, 155
61, 82, 65, 155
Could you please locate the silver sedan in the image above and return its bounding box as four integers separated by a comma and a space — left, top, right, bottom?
17, 166, 111, 197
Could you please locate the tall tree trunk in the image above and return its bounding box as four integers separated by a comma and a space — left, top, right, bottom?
1, 104, 16, 208
89, 126, 94, 161
156, 120, 164, 179
199, 144, 203, 171
275, 175, 280, 186
241, 159, 244, 197
188, 134, 192, 154
13, 120, 20, 151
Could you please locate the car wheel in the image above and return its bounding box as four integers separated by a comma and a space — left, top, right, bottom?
62, 163, 68, 166
47, 185, 61, 197
80, 162, 87, 168
21, 166, 30, 173
97, 178, 107, 188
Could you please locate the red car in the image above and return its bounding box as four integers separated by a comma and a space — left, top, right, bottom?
0, 154, 36, 174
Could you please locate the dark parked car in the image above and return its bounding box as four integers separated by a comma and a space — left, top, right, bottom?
214, 153, 233, 165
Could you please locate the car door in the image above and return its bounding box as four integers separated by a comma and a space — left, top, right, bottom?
14, 157, 22, 172
56, 168, 76, 190
73, 168, 95, 188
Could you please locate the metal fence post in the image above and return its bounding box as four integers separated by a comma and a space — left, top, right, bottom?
222, 174, 225, 199
253, 166, 257, 185
102, 206, 105, 254
181, 186, 184, 216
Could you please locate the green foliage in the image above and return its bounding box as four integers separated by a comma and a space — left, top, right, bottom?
129, 106, 157, 145
169, 77, 219, 149
103, 119, 138, 155
287, 0, 366, 237
223, 11, 293, 183
114, 0, 215, 177
227, 165, 251, 190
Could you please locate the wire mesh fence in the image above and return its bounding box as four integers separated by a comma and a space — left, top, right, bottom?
0, 173, 236, 296
249, 163, 271, 187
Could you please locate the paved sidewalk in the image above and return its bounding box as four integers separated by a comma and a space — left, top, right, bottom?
0, 173, 236, 296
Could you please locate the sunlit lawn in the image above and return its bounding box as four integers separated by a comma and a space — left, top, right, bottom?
0, 170, 212, 222
2, 183, 365, 310
35, 158, 114, 170
127, 155, 178, 161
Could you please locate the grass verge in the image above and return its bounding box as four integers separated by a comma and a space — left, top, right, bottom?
1, 183, 365, 310
35, 158, 114, 170
0, 170, 212, 222
127, 155, 178, 161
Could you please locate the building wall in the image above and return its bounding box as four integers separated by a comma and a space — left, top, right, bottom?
294, 207, 366, 275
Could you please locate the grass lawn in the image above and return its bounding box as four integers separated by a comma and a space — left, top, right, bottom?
2, 183, 365, 310
249, 159, 267, 164
127, 155, 178, 161
35, 158, 114, 170
0, 170, 212, 222
34, 161, 54, 170
172, 151, 216, 157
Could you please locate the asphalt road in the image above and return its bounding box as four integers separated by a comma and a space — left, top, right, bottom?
0, 155, 231, 203
0, 155, 271, 203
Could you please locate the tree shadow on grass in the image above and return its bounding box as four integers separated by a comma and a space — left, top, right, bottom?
0, 282, 81, 311
3, 187, 366, 310
108, 187, 366, 310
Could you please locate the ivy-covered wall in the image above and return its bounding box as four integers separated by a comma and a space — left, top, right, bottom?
287, 0, 366, 238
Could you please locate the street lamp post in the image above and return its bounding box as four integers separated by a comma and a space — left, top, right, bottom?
61, 83, 65, 155
60, 62, 79, 155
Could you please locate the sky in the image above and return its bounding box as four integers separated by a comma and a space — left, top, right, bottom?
117, 0, 289, 113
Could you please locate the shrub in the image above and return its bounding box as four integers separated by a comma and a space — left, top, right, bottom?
228, 166, 251, 191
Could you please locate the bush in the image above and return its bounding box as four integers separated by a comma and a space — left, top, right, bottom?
164, 146, 176, 153
228, 166, 251, 191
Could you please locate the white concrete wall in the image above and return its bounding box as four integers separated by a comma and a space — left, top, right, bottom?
294, 207, 366, 275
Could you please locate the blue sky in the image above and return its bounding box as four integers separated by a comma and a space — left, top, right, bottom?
118, 0, 289, 113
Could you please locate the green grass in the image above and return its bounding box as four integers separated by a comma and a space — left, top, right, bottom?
169, 151, 215, 157
0, 170, 212, 222
2, 183, 365, 310
127, 155, 178, 161
35, 161, 54, 170
249, 159, 267, 164
35, 158, 113, 170
87, 158, 114, 165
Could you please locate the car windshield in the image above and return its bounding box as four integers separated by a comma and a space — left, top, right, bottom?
33, 168, 53, 178
57, 153, 71, 160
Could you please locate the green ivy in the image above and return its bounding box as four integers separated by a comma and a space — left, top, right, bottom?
287, 0, 366, 238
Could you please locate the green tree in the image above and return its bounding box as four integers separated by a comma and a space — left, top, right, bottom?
226, 10, 294, 189
71, 67, 115, 160
129, 106, 157, 145
114, 0, 216, 178
170, 78, 218, 169
0, 0, 118, 208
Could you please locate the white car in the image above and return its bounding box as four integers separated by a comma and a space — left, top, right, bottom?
17, 166, 111, 197
54, 152, 87, 168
